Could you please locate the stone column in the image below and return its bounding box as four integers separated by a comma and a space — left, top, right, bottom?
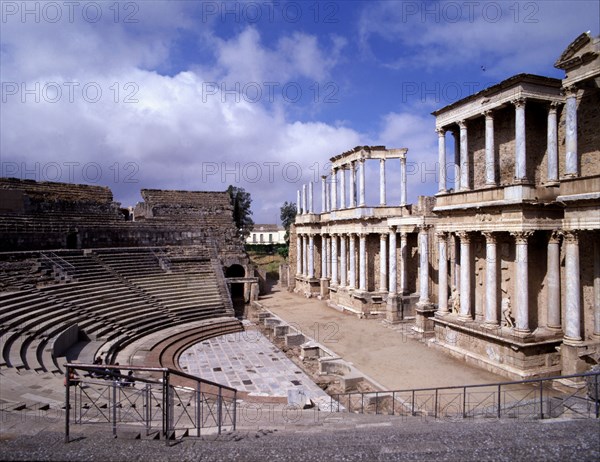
547, 231, 561, 330
513, 98, 527, 182
484, 111, 496, 185
513, 231, 532, 333
302, 184, 307, 215
379, 233, 388, 292
454, 234, 460, 292
458, 120, 470, 190
453, 130, 461, 191
297, 190, 301, 214
359, 233, 367, 291
483, 232, 498, 325
340, 234, 347, 287
564, 231, 581, 342
349, 162, 356, 208
437, 232, 449, 314
379, 159, 386, 205
349, 233, 356, 289
565, 86, 578, 177
326, 177, 330, 212
437, 128, 447, 193
303, 234, 308, 276
418, 227, 430, 304
389, 228, 397, 294
321, 234, 327, 278
547, 102, 559, 184
331, 234, 338, 286
321, 176, 327, 213
331, 167, 338, 211
340, 166, 346, 209
359, 158, 366, 207
594, 237, 600, 338
308, 235, 315, 279
296, 234, 302, 275
400, 232, 408, 294
326, 235, 332, 279
308, 182, 314, 214
400, 155, 407, 206
458, 231, 471, 320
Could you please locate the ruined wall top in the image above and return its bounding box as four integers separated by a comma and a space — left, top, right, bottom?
329, 145, 408, 169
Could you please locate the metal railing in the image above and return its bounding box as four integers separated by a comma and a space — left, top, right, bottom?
152, 249, 172, 272
64, 364, 237, 444
330, 371, 600, 420
40, 252, 76, 282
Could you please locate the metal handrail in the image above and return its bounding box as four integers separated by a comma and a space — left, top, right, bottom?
64, 363, 237, 444
330, 371, 600, 419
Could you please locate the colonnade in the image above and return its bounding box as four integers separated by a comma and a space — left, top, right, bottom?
436, 93, 576, 193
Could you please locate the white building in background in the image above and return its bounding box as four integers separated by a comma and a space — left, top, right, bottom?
246, 224, 286, 245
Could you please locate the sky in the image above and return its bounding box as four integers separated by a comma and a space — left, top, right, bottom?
1, 0, 598, 224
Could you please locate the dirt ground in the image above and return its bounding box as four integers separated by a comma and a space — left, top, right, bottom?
257, 286, 509, 391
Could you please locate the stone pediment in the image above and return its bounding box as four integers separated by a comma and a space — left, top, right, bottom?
554, 32, 598, 71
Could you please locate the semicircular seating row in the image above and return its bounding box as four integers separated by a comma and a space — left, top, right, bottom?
0, 248, 243, 380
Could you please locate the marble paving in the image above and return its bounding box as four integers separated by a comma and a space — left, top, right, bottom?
178, 322, 330, 405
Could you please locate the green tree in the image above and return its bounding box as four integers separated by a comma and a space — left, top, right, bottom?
227, 185, 254, 240
280, 201, 297, 244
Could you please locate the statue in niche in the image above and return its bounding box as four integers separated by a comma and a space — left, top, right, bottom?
502, 296, 514, 328
451, 285, 460, 314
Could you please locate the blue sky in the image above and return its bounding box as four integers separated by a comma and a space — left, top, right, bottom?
1, 1, 598, 223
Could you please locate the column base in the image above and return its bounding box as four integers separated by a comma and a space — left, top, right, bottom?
544, 180, 560, 187
386, 294, 400, 323
457, 314, 472, 322
435, 309, 450, 318
512, 327, 532, 338
482, 321, 499, 329
484, 181, 497, 187
546, 325, 563, 334
563, 335, 584, 346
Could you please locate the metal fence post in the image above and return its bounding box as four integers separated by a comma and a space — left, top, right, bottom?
411, 390, 415, 416
595, 373, 599, 419
217, 388, 223, 435
462, 387, 467, 419
112, 381, 118, 437
539, 380, 544, 419
145, 384, 151, 436
196, 382, 201, 436
64, 366, 70, 444
233, 390, 237, 431
497, 384, 501, 419
434, 389, 438, 419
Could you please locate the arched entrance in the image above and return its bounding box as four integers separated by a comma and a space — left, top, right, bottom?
225, 265, 245, 318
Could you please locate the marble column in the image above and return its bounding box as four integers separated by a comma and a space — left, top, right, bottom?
349, 162, 356, 208
565, 86, 578, 177
331, 168, 338, 211
296, 234, 302, 275
302, 184, 307, 215
379, 159, 386, 206
454, 234, 461, 292
331, 234, 338, 286
400, 155, 407, 206
400, 232, 408, 294
308, 182, 314, 214
437, 232, 449, 314
380, 233, 388, 292
359, 233, 367, 291
349, 233, 356, 289
308, 235, 315, 279
297, 190, 301, 215
340, 167, 346, 209
418, 227, 430, 304
484, 111, 496, 185
547, 102, 559, 184
594, 237, 600, 338
303, 234, 308, 276
483, 232, 498, 325
326, 178, 330, 212
321, 176, 327, 213
564, 231, 581, 342
453, 130, 461, 191
340, 234, 347, 287
326, 236, 332, 279
513, 231, 532, 333
359, 158, 366, 207
458, 120, 470, 190
513, 98, 527, 182
389, 228, 397, 294
321, 234, 327, 278
547, 231, 561, 330
437, 128, 447, 193
458, 231, 471, 320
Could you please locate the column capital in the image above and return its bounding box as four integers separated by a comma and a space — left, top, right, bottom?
436, 127, 446, 136
512, 97, 526, 108
549, 100, 562, 112
483, 109, 494, 119
419, 224, 432, 232
563, 230, 579, 244
380, 233, 388, 241
457, 119, 467, 129
389, 226, 397, 233
548, 230, 562, 244
457, 231, 471, 243
482, 231, 497, 243
511, 230, 533, 243
436, 231, 448, 241
321, 174, 327, 180
563, 85, 578, 97
358, 232, 368, 238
